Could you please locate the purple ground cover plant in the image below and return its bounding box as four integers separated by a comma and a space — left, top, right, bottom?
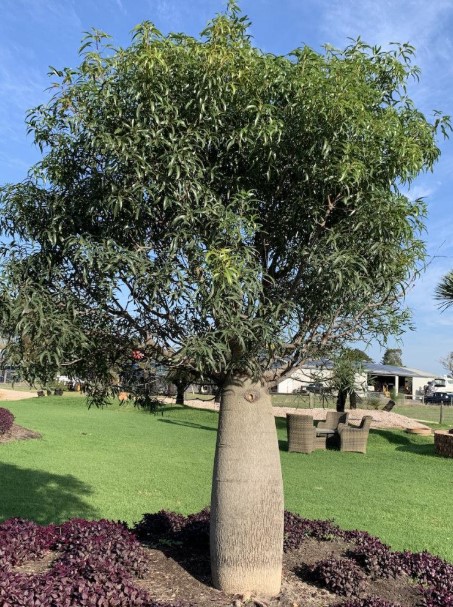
0, 407, 14, 434
283, 510, 342, 551
307, 556, 367, 597
0, 517, 153, 606
333, 599, 402, 607
1, 509, 452, 606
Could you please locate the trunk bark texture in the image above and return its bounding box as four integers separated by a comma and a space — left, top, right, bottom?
210, 375, 284, 596
175, 382, 185, 405
336, 388, 347, 412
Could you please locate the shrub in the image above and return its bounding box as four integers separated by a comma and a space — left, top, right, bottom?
402, 550, 453, 591
334, 599, 402, 607
0, 407, 14, 434
0, 518, 54, 569
308, 556, 367, 597
176, 507, 210, 553
133, 510, 187, 543
53, 519, 149, 578
0, 567, 151, 607
0, 517, 153, 607
419, 586, 453, 607
346, 536, 405, 579
283, 510, 342, 551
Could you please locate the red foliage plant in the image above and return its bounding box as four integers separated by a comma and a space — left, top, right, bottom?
0, 407, 14, 434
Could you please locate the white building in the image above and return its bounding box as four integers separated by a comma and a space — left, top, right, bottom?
276, 360, 437, 400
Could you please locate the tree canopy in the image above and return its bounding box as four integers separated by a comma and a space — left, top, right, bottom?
0, 4, 448, 394
382, 348, 403, 367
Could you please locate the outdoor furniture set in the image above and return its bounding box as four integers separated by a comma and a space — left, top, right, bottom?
286, 411, 373, 454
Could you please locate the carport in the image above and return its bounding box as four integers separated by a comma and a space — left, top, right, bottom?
364, 363, 436, 400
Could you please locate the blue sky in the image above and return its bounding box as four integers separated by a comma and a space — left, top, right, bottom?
1, 0, 452, 375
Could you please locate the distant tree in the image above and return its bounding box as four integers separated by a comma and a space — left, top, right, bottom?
382, 348, 403, 366
342, 348, 373, 363
0, 3, 449, 596
440, 352, 453, 376
331, 349, 366, 411
435, 270, 453, 310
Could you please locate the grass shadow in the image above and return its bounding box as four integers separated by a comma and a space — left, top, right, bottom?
157, 419, 218, 432
275, 417, 288, 432
372, 429, 438, 458
0, 462, 98, 524
278, 438, 288, 451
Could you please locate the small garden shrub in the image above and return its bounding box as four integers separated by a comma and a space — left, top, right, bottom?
283, 510, 342, 551
134, 510, 187, 542
177, 507, 210, 552
133, 508, 210, 558
401, 550, 453, 607
0, 517, 153, 607
346, 536, 405, 579
308, 556, 367, 597
419, 586, 453, 607
0, 518, 54, 568
334, 599, 402, 607
53, 518, 149, 578
0, 407, 14, 434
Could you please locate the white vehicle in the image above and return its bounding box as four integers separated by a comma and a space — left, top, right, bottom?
425, 377, 453, 396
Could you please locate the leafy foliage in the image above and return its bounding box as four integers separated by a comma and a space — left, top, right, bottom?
0, 518, 54, 569
53, 519, 149, 578
334, 599, 402, 607
133, 510, 187, 542
0, 517, 154, 607
133, 508, 210, 556
435, 270, 453, 310
381, 349, 403, 366
346, 538, 406, 579
0, 4, 449, 398
1, 509, 453, 605
0, 407, 14, 434
283, 510, 342, 551
307, 556, 367, 597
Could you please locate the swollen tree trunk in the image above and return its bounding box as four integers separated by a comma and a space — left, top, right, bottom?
336, 388, 347, 412
210, 375, 284, 596
175, 381, 185, 405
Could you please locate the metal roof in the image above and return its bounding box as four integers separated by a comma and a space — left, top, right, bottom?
288, 360, 437, 379
361, 363, 436, 378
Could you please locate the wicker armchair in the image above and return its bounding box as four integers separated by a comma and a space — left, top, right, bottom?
286, 414, 327, 454
338, 415, 373, 453
317, 411, 349, 430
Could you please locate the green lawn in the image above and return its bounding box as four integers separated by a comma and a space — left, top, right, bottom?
1, 396, 452, 564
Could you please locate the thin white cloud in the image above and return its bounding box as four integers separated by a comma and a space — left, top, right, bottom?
316, 0, 452, 52
115, 0, 127, 14
5, 0, 83, 30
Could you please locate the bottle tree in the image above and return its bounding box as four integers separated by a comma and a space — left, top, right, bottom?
0, 3, 449, 595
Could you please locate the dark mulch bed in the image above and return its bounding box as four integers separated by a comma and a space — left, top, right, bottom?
131, 538, 421, 607
7, 536, 424, 607
0, 423, 42, 443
